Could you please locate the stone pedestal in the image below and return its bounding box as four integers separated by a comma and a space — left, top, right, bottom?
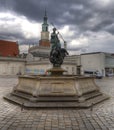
47, 67, 66, 76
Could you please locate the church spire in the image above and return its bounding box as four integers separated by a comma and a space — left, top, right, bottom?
42, 9, 48, 32
44, 9, 47, 24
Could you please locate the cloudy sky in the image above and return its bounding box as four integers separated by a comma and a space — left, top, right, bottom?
0, 0, 114, 54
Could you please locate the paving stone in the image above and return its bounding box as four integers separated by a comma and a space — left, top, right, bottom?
0, 77, 113, 130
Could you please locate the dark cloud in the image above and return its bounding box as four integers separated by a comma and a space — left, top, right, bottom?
0, 0, 114, 53
1, 0, 114, 32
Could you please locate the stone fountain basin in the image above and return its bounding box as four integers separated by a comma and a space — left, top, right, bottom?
13, 75, 98, 97
4, 75, 109, 108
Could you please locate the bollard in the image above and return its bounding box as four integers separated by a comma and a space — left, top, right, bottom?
90, 103, 94, 111
21, 103, 24, 111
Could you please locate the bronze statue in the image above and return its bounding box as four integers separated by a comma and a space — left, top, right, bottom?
49, 28, 69, 67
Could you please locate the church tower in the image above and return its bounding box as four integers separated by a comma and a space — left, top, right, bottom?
39, 10, 50, 47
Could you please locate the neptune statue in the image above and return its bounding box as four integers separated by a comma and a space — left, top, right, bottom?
49, 28, 69, 67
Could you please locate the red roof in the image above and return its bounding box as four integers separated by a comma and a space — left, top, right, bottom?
0, 40, 19, 57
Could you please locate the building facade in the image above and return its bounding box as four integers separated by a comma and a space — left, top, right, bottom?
81, 52, 114, 76
0, 40, 19, 57
0, 52, 114, 76
0, 57, 25, 75
25, 58, 77, 75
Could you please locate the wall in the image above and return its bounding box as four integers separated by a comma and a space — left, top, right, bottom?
0, 57, 25, 75
26, 61, 77, 75
0, 55, 77, 76
25, 63, 51, 75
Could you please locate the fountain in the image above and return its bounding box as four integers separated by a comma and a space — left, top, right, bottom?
4, 28, 109, 108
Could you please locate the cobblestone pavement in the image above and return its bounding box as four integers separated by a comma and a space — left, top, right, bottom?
0, 77, 114, 130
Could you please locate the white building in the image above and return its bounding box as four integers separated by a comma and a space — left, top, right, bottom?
81, 52, 114, 76
0, 57, 25, 75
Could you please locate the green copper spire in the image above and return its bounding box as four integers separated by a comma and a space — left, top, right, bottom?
42, 9, 48, 32
44, 9, 47, 23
